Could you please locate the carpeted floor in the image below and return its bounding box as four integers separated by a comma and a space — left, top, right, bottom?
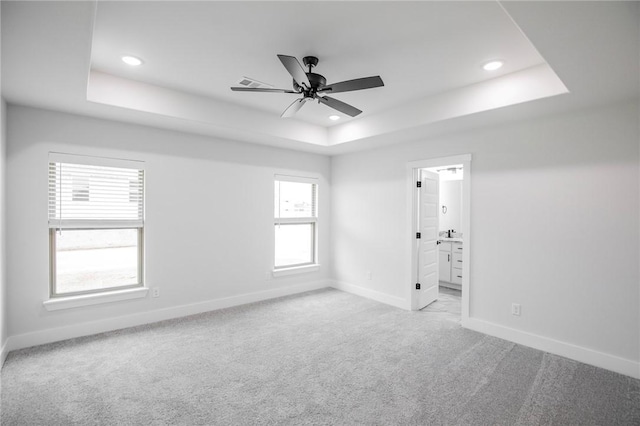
2, 288, 639, 425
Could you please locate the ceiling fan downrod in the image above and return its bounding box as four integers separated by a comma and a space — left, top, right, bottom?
302, 56, 319, 73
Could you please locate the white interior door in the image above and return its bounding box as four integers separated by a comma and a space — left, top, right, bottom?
416, 169, 439, 309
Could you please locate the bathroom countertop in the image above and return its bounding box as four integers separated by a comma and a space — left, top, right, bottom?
439, 237, 463, 243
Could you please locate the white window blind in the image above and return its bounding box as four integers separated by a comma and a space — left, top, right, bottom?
274, 175, 318, 223
48, 161, 144, 229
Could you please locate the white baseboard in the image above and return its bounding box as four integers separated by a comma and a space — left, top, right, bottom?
6, 280, 329, 353
330, 280, 408, 310
0, 339, 8, 368
464, 317, 640, 379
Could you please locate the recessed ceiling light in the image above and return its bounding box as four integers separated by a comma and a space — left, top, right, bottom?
483, 60, 503, 71
122, 56, 143, 66
329, 115, 340, 121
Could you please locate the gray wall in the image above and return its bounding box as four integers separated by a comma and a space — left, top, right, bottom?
0, 3, 6, 362
6, 106, 331, 342
0, 98, 6, 361
331, 100, 639, 367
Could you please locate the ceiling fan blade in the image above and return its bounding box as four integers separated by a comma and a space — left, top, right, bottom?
277, 54, 311, 89
230, 87, 298, 93
317, 96, 362, 117
281, 98, 308, 118
319, 76, 384, 94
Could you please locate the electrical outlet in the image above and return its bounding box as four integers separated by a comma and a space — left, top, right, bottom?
366, 271, 372, 280
511, 303, 521, 316
152, 287, 160, 298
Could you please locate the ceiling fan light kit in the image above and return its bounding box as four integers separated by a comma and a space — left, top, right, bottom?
230, 54, 384, 118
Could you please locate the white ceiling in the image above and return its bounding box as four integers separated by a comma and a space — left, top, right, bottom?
90, 1, 545, 126
2, 1, 638, 155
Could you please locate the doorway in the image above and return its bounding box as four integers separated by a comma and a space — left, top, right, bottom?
406, 155, 471, 325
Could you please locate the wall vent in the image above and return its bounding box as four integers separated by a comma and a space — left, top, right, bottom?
237, 77, 273, 89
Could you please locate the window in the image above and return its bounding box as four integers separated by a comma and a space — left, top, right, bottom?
274, 175, 318, 269
48, 154, 144, 297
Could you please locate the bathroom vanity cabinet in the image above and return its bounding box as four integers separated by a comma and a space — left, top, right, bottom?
439, 240, 463, 289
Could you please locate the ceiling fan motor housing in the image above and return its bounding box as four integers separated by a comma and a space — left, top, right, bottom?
293, 72, 326, 96
292, 56, 325, 97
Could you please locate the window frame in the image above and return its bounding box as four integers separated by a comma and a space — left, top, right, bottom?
274, 222, 316, 269
48, 153, 145, 298
273, 175, 318, 271
48, 227, 145, 298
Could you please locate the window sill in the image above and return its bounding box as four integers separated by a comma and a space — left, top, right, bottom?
43, 287, 149, 311
272, 264, 320, 277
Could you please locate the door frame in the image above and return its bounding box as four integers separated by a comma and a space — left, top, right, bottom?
406, 154, 472, 324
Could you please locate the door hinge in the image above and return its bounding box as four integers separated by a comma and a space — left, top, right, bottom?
416, 181, 422, 188
415, 283, 421, 290
416, 232, 421, 239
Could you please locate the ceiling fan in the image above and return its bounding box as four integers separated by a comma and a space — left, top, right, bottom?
231, 55, 384, 118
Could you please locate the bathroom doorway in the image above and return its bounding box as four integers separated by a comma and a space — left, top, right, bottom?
423, 164, 464, 321
407, 155, 471, 324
